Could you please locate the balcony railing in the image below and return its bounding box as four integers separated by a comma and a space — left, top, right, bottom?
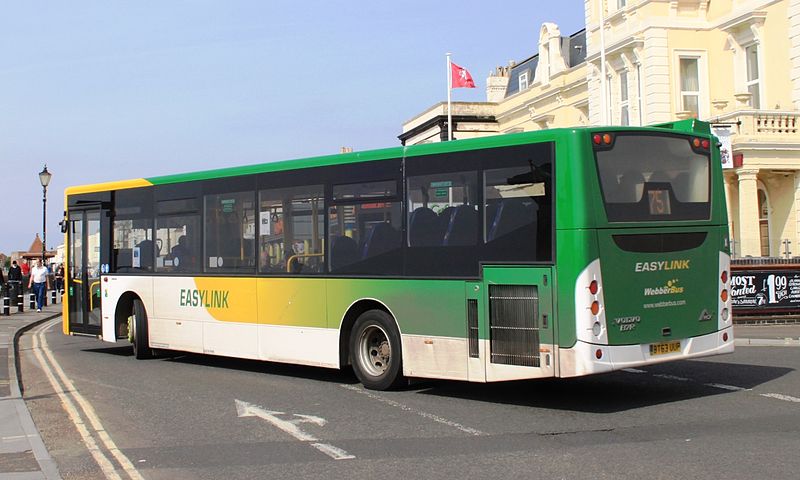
710, 110, 800, 140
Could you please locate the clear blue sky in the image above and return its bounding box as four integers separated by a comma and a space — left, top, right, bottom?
0, 1, 585, 256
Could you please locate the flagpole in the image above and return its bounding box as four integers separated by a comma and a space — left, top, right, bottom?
599, 0, 608, 124
446, 52, 453, 141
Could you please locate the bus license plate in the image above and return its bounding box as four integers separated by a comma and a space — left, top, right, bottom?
649, 341, 681, 356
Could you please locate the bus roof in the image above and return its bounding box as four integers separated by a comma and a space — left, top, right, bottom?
65, 121, 713, 196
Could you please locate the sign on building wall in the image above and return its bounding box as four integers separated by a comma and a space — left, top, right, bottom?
711, 124, 733, 169
731, 270, 800, 312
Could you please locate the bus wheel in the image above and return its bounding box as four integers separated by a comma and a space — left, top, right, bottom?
130, 299, 152, 359
350, 310, 403, 390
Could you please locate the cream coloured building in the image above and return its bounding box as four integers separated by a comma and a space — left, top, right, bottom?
400, 0, 800, 258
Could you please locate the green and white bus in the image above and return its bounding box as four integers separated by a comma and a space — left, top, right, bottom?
62, 119, 733, 390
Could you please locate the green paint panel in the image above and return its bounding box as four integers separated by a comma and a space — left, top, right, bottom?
598, 226, 724, 345
554, 229, 599, 348
326, 279, 467, 338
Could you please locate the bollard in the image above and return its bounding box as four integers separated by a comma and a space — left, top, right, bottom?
2, 296, 8, 316
29, 293, 36, 310
17, 290, 24, 313
51, 289, 57, 305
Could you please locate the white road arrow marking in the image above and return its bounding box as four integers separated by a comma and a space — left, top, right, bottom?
235, 399, 355, 460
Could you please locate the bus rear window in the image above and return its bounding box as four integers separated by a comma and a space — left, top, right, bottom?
595, 133, 710, 222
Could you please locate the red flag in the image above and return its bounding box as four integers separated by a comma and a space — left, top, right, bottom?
450, 62, 475, 88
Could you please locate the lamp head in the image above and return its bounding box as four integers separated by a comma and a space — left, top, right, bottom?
39, 165, 52, 187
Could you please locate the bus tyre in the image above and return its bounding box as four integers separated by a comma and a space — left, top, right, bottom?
350, 310, 404, 391
130, 299, 152, 359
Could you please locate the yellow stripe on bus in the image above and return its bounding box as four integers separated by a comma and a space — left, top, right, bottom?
65, 178, 152, 196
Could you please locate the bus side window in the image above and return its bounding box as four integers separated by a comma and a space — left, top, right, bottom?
259, 185, 325, 275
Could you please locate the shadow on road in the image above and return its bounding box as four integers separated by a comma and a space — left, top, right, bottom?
83, 344, 361, 384
413, 360, 794, 413
82, 346, 792, 413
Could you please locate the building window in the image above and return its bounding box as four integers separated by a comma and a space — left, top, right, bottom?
679, 57, 700, 117
758, 188, 770, 256
519, 71, 529, 91
606, 74, 613, 124
745, 44, 761, 109
620, 71, 630, 126
617, 0, 627, 9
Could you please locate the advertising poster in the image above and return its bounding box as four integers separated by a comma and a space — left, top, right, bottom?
731, 270, 800, 312
711, 124, 733, 169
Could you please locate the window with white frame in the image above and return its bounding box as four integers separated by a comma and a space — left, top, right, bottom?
606, 74, 613, 124
679, 57, 700, 117
620, 70, 630, 126
636, 63, 644, 125
758, 188, 770, 256
617, 0, 627, 9
519, 71, 529, 91
745, 44, 761, 109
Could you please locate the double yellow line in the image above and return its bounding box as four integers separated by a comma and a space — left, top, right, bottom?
30, 319, 145, 480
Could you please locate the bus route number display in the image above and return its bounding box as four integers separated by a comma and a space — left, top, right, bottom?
648, 189, 671, 215
731, 270, 800, 312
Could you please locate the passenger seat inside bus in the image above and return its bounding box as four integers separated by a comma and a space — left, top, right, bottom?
443, 205, 477, 246
361, 223, 400, 259
488, 199, 536, 241
618, 171, 645, 203
171, 236, 193, 270
136, 239, 154, 270
330, 235, 359, 271
409, 207, 442, 246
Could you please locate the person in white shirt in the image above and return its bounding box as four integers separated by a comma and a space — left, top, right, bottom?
28, 259, 50, 313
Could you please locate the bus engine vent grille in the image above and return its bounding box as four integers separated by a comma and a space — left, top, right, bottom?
489, 285, 540, 367
467, 299, 479, 358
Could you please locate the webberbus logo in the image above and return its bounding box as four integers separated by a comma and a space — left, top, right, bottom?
644, 279, 685, 296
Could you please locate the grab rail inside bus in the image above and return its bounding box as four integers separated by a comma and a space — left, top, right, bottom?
286, 253, 324, 273
89, 281, 101, 310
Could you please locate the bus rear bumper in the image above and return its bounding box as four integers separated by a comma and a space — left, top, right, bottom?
558, 326, 735, 378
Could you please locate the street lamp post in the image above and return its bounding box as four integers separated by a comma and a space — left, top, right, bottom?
39, 165, 52, 264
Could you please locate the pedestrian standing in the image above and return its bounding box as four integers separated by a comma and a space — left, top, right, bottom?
7, 261, 21, 303
8, 261, 22, 282
55, 264, 64, 292
28, 259, 50, 312
20, 260, 30, 277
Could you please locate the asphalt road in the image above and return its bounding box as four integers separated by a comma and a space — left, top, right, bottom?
19, 319, 800, 480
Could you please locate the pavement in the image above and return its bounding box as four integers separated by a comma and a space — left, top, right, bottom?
0, 300, 799, 480
1, 298, 62, 480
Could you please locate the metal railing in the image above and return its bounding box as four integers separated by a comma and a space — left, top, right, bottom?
710, 110, 800, 140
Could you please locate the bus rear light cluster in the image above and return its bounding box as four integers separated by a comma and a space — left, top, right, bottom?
595, 349, 603, 360
592, 133, 613, 146
575, 259, 609, 346
691, 137, 711, 151
722, 332, 729, 342
719, 252, 732, 330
